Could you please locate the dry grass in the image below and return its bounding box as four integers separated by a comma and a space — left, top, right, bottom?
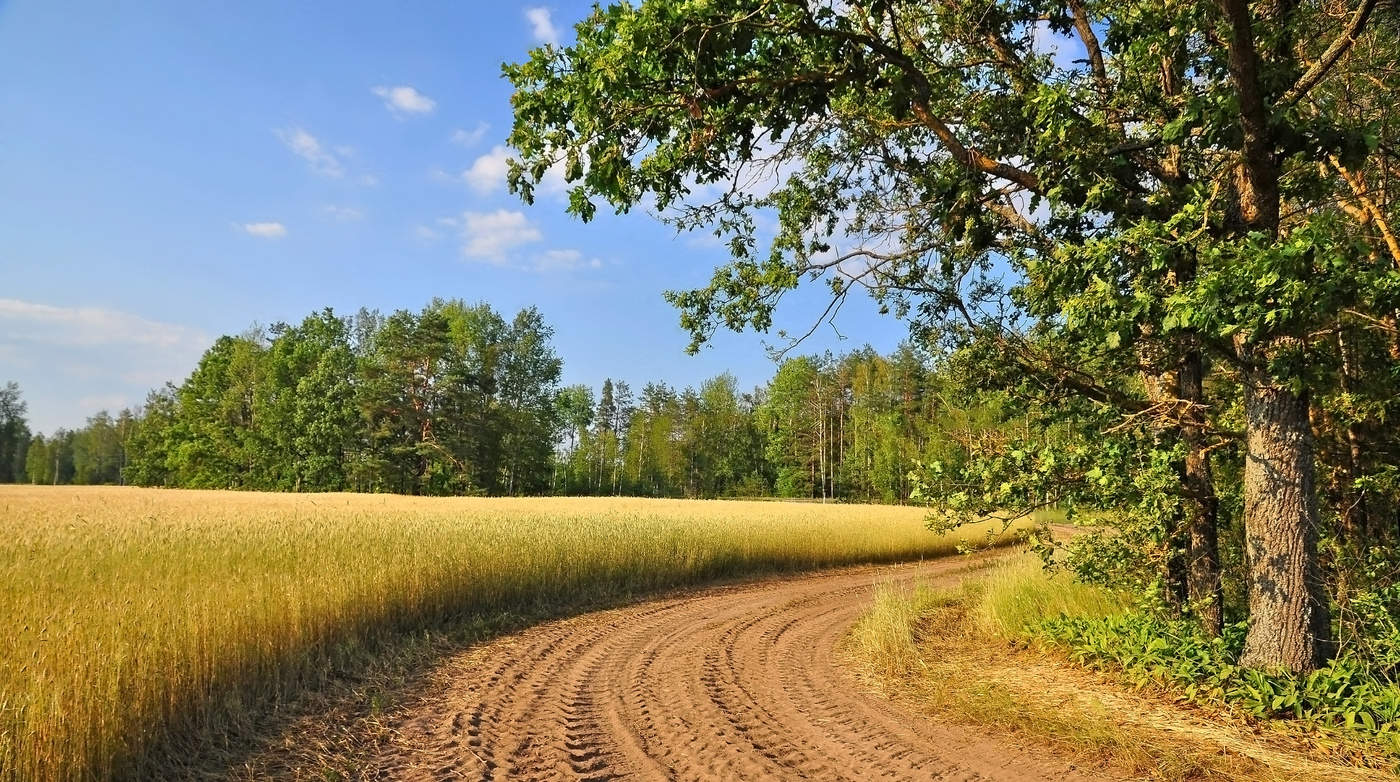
0, 485, 1017, 781
847, 552, 1397, 782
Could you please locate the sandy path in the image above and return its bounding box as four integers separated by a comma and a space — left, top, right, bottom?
363, 555, 1102, 781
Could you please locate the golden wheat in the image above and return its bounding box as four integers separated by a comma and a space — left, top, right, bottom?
0, 485, 1012, 780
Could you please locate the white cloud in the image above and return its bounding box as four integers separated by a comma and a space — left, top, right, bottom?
371, 85, 436, 115
535, 248, 582, 267
242, 221, 287, 238
414, 224, 442, 241
525, 7, 559, 44
276, 127, 345, 178
463, 144, 567, 196
459, 209, 543, 261
452, 122, 490, 147
322, 205, 364, 222
464, 145, 512, 193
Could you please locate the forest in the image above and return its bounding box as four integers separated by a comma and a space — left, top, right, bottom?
0, 300, 981, 503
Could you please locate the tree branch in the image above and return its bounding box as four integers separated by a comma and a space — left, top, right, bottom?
1216, 0, 1280, 230
1279, 0, 1380, 107
1065, 0, 1122, 134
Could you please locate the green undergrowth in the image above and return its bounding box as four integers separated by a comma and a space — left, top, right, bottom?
1041, 615, 1400, 751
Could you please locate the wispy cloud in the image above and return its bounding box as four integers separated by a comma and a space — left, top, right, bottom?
525, 7, 559, 44
452, 122, 490, 147
0, 299, 213, 432
532, 248, 604, 272
242, 221, 287, 238
321, 205, 364, 222
275, 127, 345, 177
371, 85, 436, 116
0, 299, 209, 350
77, 393, 133, 412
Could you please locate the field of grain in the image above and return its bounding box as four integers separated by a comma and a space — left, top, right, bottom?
0, 485, 1018, 780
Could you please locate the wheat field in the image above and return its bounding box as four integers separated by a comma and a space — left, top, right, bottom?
0, 485, 1017, 780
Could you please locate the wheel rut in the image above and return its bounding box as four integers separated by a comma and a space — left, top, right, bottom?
364, 556, 1105, 781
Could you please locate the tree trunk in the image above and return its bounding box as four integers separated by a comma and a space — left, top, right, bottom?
1179, 350, 1223, 636
1239, 373, 1332, 672
1138, 333, 1189, 612
1164, 523, 1190, 610
1335, 329, 1372, 541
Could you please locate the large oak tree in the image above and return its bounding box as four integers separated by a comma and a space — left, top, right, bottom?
505, 0, 1400, 671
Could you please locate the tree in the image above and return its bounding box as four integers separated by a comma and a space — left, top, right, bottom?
506, 0, 1400, 671
496, 307, 564, 494
124, 386, 180, 486
760, 357, 824, 498
172, 334, 269, 488
24, 434, 50, 485
555, 384, 595, 493
260, 310, 361, 491
358, 308, 453, 495
0, 382, 30, 483
72, 411, 122, 485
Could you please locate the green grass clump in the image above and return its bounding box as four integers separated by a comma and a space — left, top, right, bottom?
974, 551, 1130, 637
0, 485, 1017, 781
849, 582, 952, 678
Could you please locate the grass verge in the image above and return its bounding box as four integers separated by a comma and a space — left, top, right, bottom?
847, 551, 1397, 781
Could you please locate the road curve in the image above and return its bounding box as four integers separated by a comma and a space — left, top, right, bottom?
366, 555, 1100, 781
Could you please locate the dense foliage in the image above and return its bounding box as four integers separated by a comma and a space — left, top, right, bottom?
0, 382, 30, 483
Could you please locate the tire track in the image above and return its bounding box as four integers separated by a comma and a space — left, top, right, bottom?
365, 556, 1107, 781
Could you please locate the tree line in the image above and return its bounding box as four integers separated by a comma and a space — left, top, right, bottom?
3, 302, 986, 502
555, 345, 988, 501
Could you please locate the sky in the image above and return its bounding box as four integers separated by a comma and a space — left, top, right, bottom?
0, 0, 910, 435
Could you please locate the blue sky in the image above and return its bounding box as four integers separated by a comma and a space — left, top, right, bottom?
0, 0, 908, 435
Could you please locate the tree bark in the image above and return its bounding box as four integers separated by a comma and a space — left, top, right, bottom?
1178, 350, 1223, 636
1238, 372, 1332, 672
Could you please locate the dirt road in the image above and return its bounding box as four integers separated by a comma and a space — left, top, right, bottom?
366, 555, 1099, 781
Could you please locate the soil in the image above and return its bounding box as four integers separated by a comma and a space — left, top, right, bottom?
357, 555, 1105, 781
